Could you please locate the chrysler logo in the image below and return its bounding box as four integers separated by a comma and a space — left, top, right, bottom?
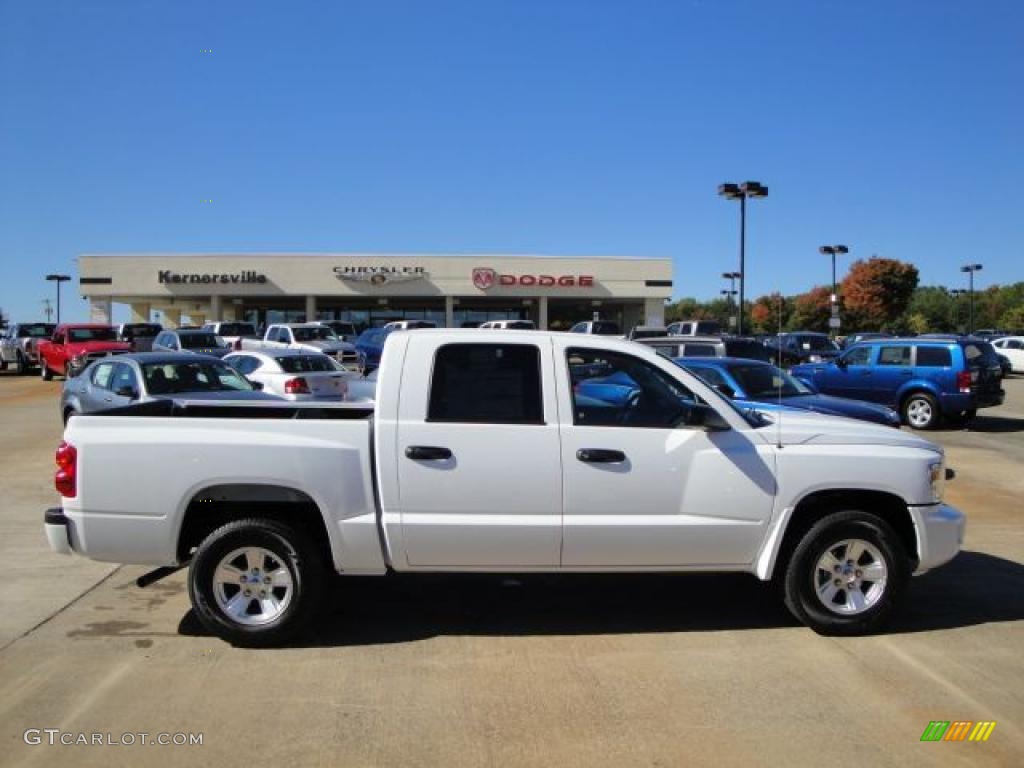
333, 266, 428, 285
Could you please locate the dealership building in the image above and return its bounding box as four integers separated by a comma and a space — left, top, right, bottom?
78, 254, 672, 331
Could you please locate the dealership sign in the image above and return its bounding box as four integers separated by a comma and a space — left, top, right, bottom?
334, 266, 429, 286
158, 270, 267, 285
472, 268, 594, 290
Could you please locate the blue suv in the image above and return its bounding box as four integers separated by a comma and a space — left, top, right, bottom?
791, 337, 1005, 429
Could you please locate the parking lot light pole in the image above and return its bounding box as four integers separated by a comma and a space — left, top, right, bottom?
818, 245, 849, 336
722, 271, 741, 330
949, 288, 966, 332
45, 274, 71, 324
960, 263, 983, 334
718, 182, 768, 336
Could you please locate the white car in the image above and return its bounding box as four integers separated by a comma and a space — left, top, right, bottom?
479, 320, 536, 330
224, 349, 350, 400
382, 320, 437, 330
991, 336, 1024, 374
46, 329, 964, 646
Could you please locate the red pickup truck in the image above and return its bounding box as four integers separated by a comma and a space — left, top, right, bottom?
37, 324, 132, 380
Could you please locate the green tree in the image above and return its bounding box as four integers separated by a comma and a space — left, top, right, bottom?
1000, 305, 1024, 332
906, 312, 930, 335
906, 286, 954, 332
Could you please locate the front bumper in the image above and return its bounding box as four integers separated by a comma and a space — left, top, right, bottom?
44, 508, 74, 556
910, 502, 965, 574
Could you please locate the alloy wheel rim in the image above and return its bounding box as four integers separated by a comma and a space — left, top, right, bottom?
213, 547, 293, 626
907, 399, 932, 427
812, 539, 888, 615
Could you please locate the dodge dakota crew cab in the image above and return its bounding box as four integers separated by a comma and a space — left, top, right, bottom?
45, 330, 965, 646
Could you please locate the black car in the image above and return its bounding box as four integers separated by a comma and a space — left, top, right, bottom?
765, 332, 841, 366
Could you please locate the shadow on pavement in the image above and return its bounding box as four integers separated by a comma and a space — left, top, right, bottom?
177, 550, 1024, 647
961, 415, 1024, 434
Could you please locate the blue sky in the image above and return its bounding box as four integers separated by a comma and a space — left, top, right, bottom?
1, 0, 1021, 322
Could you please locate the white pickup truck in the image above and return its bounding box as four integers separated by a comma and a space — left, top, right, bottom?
45, 330, 964, 646
240, 323, 358, 367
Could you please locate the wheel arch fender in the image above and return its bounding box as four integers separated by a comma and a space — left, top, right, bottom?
754, 488, 917, 581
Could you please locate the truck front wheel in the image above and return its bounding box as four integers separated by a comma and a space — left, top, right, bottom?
188, 518, 325, 647
782, 511, 909, 636
40, 361, 53, 380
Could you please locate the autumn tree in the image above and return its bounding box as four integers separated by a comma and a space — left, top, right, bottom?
749, 293, 789, 334
786, 286, 832, 332
840, 257, 919, 331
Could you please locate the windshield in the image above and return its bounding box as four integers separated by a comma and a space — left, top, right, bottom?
179, 333, 226, 349
19, 323, 55, 338
68, 327, 117, 342
292, 327, 338, 342
728, 362, 812, 397
274, 355, 340, 373
142, 361, 253, 394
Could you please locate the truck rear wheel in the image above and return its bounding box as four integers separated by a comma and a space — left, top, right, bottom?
188, 518, 325, 647
782, 510, 909, 636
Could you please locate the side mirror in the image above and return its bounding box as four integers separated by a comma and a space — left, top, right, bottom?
834, 356, 847, 368
249, 381, 264, 391
686, 403, 731, 432
115, 385, 138, 399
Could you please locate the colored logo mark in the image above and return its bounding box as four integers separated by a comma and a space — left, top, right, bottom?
920, 721, 996, 742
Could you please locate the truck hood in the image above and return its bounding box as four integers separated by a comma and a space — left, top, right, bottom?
749, 408, 940, 452
65, 341, 132, 355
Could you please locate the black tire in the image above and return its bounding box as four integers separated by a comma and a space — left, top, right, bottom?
15, 352, 27, 375
188, 518, 325, 647
901, 391, 940, 430
40, 362, 53, 381
0, 359, 6, 372
783, 510, 910, 636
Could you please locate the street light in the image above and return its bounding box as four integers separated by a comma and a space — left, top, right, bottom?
960, 263, 983, 334
818, 245, 849, 335
718, 181, 768, 335
45, 274, 71, 324
722, 271, 741, 330
949, 288, 966, 332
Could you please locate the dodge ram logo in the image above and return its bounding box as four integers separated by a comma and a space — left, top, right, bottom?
472, 268, 497, 290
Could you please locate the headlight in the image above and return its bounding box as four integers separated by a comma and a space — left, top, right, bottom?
929, 459, 945, 502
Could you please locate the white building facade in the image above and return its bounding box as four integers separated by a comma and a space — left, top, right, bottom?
79, 253, 672, 331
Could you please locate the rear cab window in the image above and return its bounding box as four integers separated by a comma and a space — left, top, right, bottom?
428, 344, 543, 424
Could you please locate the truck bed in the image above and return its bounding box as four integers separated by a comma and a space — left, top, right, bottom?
94, 398, 375, 420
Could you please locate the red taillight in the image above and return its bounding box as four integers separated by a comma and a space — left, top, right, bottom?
956, 371, 972, 393
55, 441, 77, 498
284, 377, 310, 394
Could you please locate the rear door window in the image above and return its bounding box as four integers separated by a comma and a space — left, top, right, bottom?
877, 346, 912, 366
428, 344, 543, 424
915, 346, 952, 367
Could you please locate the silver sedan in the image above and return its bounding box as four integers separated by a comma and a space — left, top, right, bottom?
61, 353, 282, 423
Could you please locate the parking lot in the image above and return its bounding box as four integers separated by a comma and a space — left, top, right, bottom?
1, 371, 1022, 767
